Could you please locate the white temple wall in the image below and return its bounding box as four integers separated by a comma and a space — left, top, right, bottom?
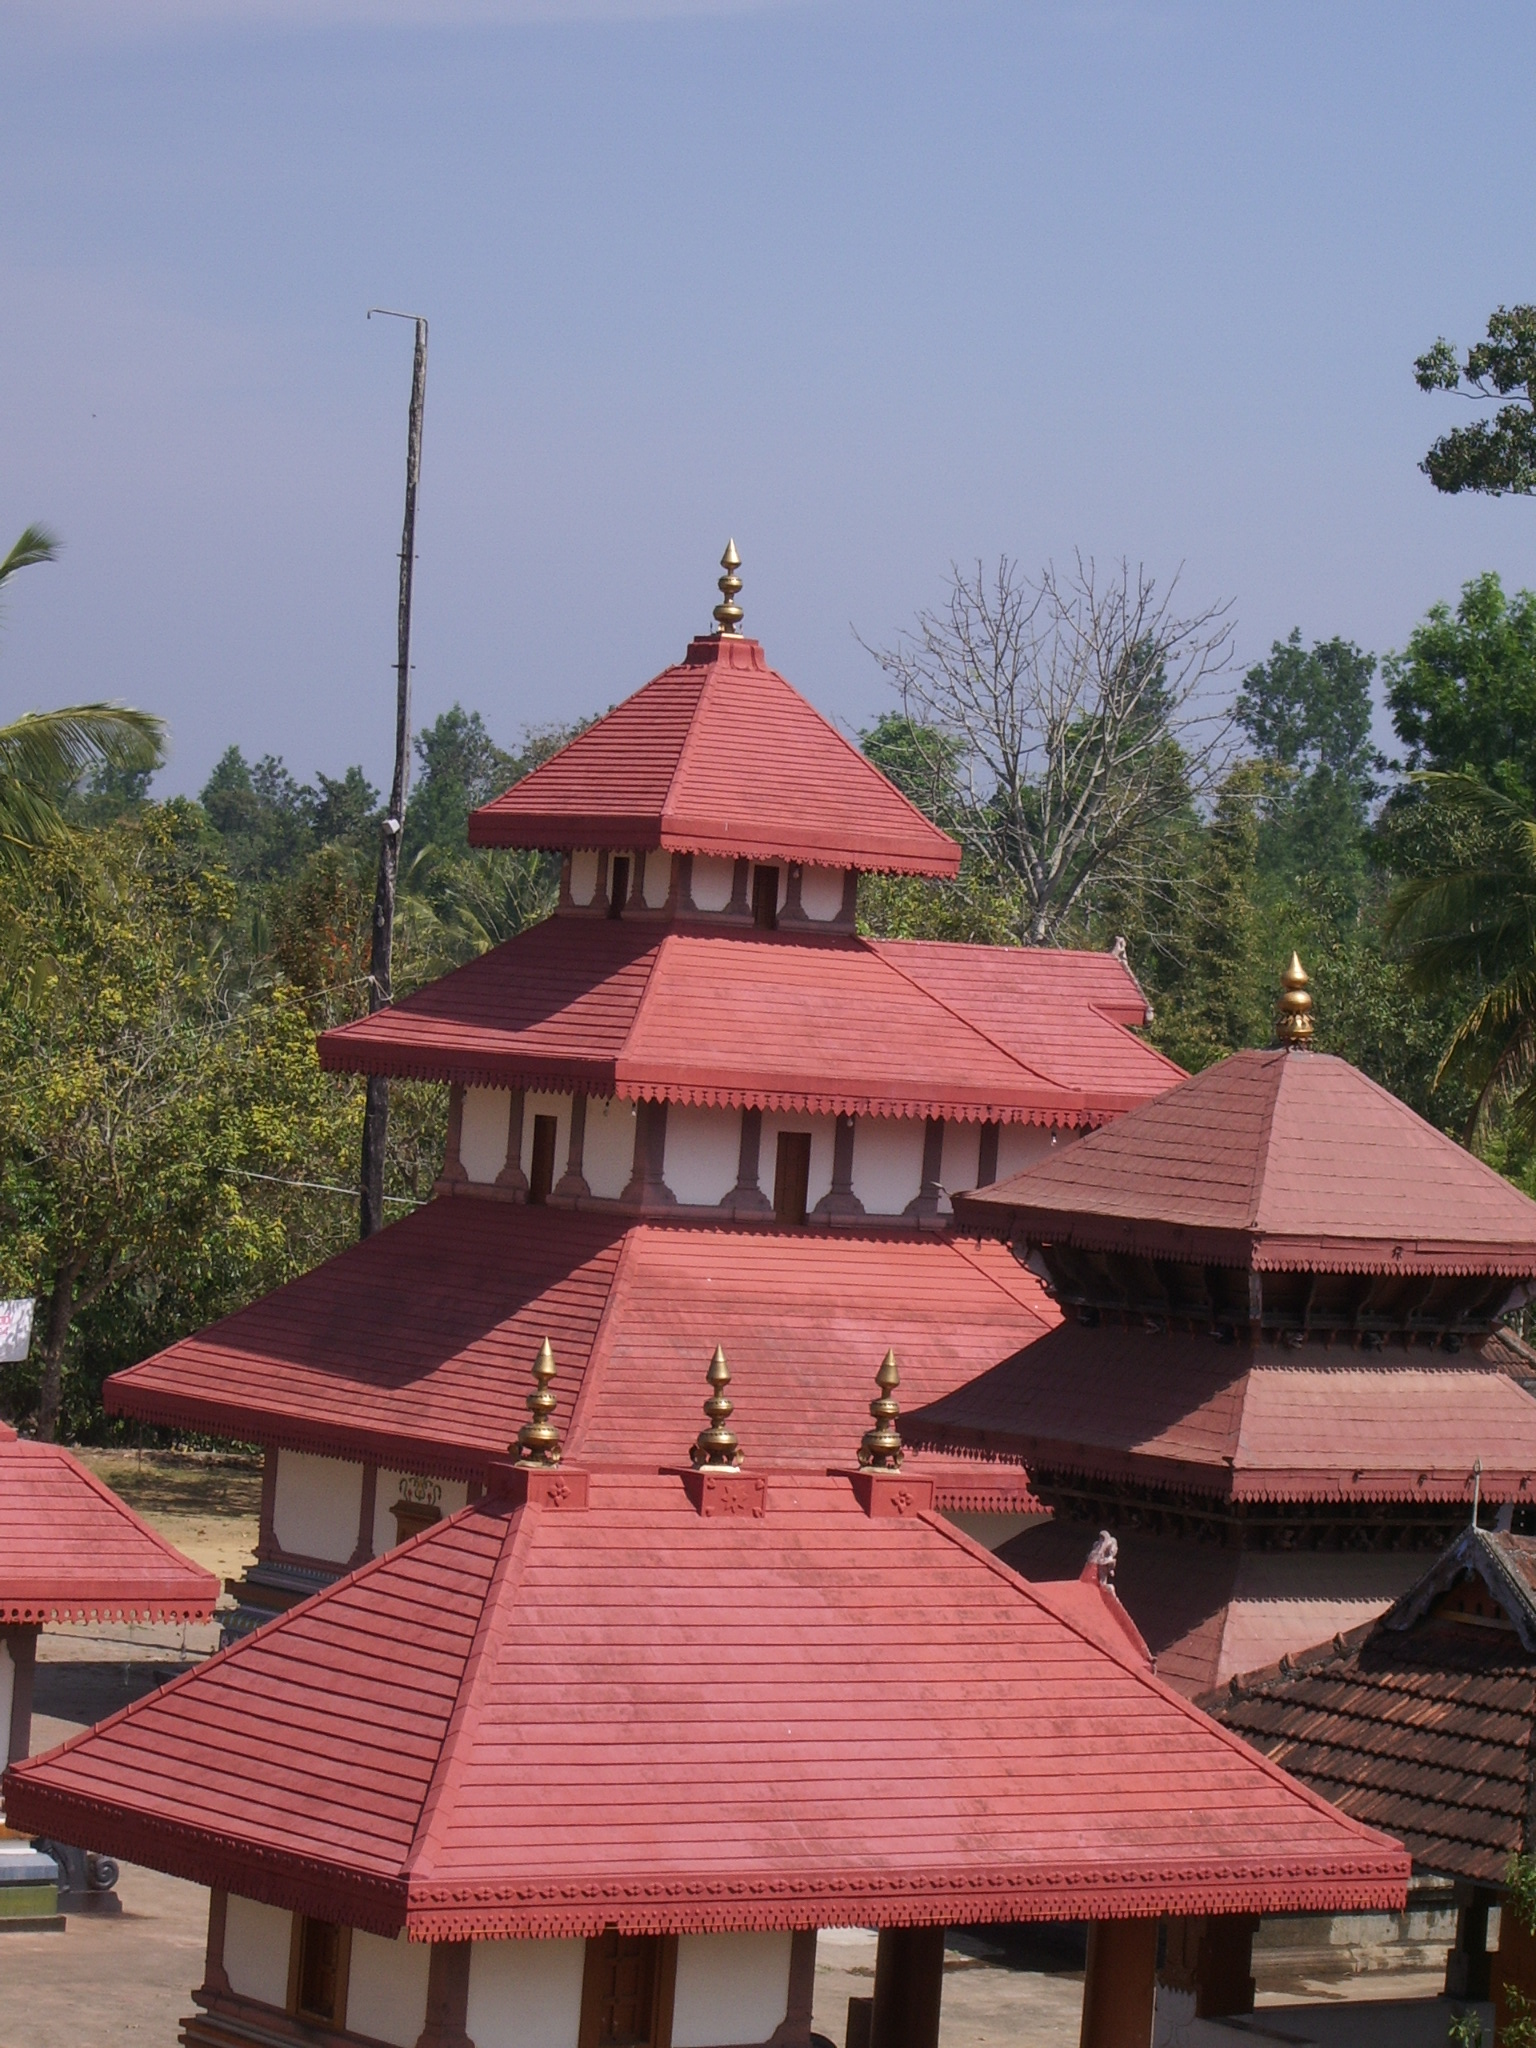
460, 1087, 510, 1183
466, 1935, 586, 2048
995, 1123, 1063, 1181
799, 865, 846, 921
664, 1104, 743, 1207
761, 1111, 835, 1211
223, 1894, 292, 2008
520, 1091, 573, 1181
850, 1115, 926, 1215
671, 1930, 795, 2046
690, 855, 735, 912
372, 1472, 470, 1558
569, 850, 602, 907
1215, 1553, 1427, 1687
584, 1096, 637, 1198
346, 1929, 432, 2046
271, 1449, 362, 1564
642, 850, 673, 908
940, 1120, 982, 1195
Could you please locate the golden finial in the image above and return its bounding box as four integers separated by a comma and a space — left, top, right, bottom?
1275, 953, 1314, 1049
690, 1344, 743, 1468
712, 540, 744, 636
858, 1349, 904, 1470
515, 1337, 562, 1465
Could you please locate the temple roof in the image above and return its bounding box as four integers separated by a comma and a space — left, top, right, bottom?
911, 1320, 1536, 1504
4, 1466, 1409, 1938
957, 1046, 1536, 1274
318, 921, 1177, 1125
104, 1200, 1046, 1512
1212, 1528, 1536, 1884
468, 632, 961, 876
0, 1426, 218, 1625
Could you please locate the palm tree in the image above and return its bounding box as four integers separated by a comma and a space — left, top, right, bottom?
0, 524, 165, 868
1384, 770, 1536, 1139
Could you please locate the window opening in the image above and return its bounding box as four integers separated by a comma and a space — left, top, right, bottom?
773, 1130, 812, 1227
528, 1115, 559, 1205
751, 864, 779, 930
608, 855, 631, 918
291, 1916, 348, 2027
390, 1498, 442, 1544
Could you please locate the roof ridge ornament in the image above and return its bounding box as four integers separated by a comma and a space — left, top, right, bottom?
857, 1349, 904, 1470
1275, 952, 1314, 1050
712, 539, 744, 637
690, 1344, 743, 1468
515, 1337, 563, 1465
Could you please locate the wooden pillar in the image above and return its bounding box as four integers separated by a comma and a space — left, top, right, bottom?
904, 1117, 946, 1224
1079, 1919, 1157, 2048
724, 1107, 773, 1217
976, 1120, 1000, 1188
436, 1083, 468, 1192
1446, 1885, 1496, 2000
727, 857, 751, 920
199, 1888, 233, 1998
768, 1930, 818, 2048
1494, 1896, 1536, 2042
495, 1088, 529, 1200
3, 1624, 39, 1764
621, 1100, 676, 1211
813, 1113, 866, 1222
554, 1092, 591, 1201
870, 1925, 944, 2048
414, 1941, 472, 2048
347, 1464, 379, 1570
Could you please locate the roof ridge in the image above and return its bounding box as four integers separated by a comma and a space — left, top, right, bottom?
1245, 1049, 1289, 1229
563, 1224, 646, 1454
869, 941, 1073, 1101
403, 1501, 540, 1891
655, 664, 715, 837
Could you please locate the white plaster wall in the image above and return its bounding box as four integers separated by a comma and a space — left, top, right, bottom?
569, 850, 601, 906
690, 855, 735, 912
850, 1116, 926, 1216
672, 1931, 794, 2048
940, 1120, 982, 1195
665, 1104, 742, 1206
346, 1929, 432, 2047
271, 1449, 362, 1564
372, 1472, 471, 1558
800, 866, 846, 920
520, 1091, 572, 1182
224, 1895, 292, 2008
943, 1510, 1048, 1552
460, 1087, 510, 1183
642, 850, 673, 908
995, 1123, 1062, 1181
584, 1095, 637, 1198
762, 1112, 835, 1212
467, 1937, 585, 2048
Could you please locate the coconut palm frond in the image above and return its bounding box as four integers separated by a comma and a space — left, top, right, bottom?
0, 523, 60, 591
0, 704, 166, 871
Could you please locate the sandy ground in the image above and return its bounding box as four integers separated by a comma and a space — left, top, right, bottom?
72, 1448, 262, 1589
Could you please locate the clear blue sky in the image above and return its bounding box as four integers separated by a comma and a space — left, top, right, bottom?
2, 0, 1533, 796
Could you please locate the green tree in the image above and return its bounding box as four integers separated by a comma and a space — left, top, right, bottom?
1384, 574, 1536, 805
1235, 631, 1379, 885
1415, 305, 1536, 497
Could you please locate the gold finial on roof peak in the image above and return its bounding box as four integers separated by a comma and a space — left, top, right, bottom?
690, 1344, 743, 1468
712, 540, 744, 637
515, 1336, 562, 1465
1276, 952, 1314, 1049
858, 1349, 904, 1470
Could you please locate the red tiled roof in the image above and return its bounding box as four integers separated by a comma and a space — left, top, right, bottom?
0, 1427, 218, 1624
4, 1468, 1408, 1937
318, 919, 1172, 1126
958, 1047, 1536, 1274
105, 1201, 1049, 1513
468, 633, 961, 876
912, 1322, 1536, 1503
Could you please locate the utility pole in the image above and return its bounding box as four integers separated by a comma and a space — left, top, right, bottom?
360, 308, 428, 1238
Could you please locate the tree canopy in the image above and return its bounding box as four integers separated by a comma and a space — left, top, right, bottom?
1416, 305, 1536, 497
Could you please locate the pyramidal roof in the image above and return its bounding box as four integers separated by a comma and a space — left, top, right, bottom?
957, 1046, 1536, 1275
469, 631, 961, 877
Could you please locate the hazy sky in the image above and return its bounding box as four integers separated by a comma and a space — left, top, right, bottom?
2, 0, 1533, 797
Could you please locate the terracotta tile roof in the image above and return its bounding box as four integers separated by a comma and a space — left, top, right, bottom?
0, 1427, 218, 1624
468, 633, 961, 876
4, 1468, 1409, 1937
1210, 1529, 1536, 1884
104, 1202, 1048, 1512
958, 1047, 1536, 1275
318, 919, 1173, 1126
912, 1321, 1536, 1503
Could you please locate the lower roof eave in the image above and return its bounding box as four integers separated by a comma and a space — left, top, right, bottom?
1, 1593, 216, 1626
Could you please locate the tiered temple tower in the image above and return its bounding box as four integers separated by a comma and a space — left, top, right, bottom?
923, 961, 1536, 1695
105, 557, 1179, 1630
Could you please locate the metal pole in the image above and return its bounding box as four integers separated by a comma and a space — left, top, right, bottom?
360, 308, 427, 1239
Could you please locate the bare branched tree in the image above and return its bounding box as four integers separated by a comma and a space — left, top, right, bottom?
867, 556, 1236, 945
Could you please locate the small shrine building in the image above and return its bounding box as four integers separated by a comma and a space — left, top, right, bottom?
5, 1361, 1409, 2048
101, 560, 1180, 1629
924, 963, 1536, 1695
